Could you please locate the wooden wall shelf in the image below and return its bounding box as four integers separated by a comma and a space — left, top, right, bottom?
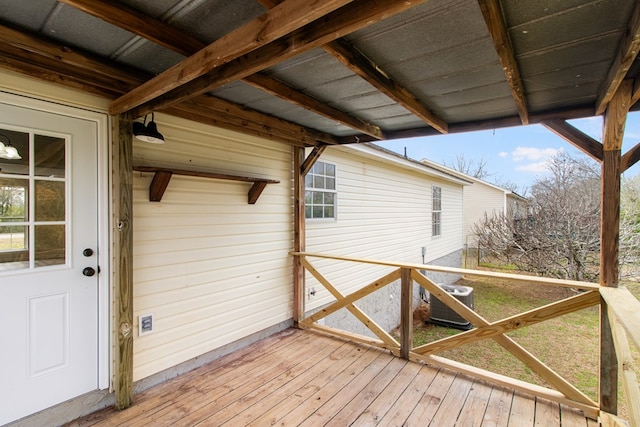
133, 166, 280, 204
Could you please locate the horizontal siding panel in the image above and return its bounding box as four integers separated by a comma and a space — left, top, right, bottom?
306, 146, 463, 309
132, 114, 294, 381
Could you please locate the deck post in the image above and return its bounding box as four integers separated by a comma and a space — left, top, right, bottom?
400, 268, 413, 360
114, 113, 134, 409
599, 79, 632, 414
293, 146, 306, 325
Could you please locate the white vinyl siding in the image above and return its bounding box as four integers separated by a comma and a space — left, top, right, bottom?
305, 146, 464, 309
463, 180, 508, 248
131, 116, 293, 380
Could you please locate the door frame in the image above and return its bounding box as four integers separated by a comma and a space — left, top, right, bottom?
0, 90, 111, 391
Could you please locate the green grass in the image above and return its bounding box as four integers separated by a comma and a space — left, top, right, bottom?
409, 277, 601, 399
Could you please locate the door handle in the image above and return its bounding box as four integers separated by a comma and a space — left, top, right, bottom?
82, 267, 96, 277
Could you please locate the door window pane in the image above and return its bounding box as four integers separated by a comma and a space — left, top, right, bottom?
35, 225, 65, 267
0, 178, 28, 221
35, 181, 65, 222
0, 129, 29, 175
35, 135, 65, 178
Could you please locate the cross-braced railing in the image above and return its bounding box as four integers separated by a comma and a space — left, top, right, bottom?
291, 252, 640, 424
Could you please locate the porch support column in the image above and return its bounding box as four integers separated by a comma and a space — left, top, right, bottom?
599, 79, 632, 414
400, 268, 413, 360
114, 113, 134, 409
293, 146, 306, 325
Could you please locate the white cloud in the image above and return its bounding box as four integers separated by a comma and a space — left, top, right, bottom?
511, 146, 563, 162
515, 161, 550, 173
498, 151, 508, 158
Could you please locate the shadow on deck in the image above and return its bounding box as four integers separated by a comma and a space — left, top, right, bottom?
67, 329, 595, 426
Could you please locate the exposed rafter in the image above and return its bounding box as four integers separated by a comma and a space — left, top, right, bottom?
595, 0, 640, 115
243, 74, 384, 139
541, 119, 604, 162
258, 0, 448, 134
0, 23, 337, 147
60, 0, 384, 140
323, 39, 448, 134
339, 105, 597, 144
477, 0, 529, 125
111, 0, 429, 118
109, 0, 357, 115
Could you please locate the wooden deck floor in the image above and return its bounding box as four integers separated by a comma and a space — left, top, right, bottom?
67, 329, 597, 427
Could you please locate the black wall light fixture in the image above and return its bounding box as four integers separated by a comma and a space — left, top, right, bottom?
0, 133, 21, 159
133, 113, 165, 144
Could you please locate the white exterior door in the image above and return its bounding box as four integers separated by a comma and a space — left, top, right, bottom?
0, 102, 100, 425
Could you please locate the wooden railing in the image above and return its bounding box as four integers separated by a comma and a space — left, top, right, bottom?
290, 251, 640, 423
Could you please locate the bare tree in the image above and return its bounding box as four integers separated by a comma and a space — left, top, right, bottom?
473, 152, 601, 281
445, 154, 491, 180
620, 173, 640, 277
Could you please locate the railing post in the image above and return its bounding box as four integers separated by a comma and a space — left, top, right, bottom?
400, 268, 413, 360
293, 146, 305, 325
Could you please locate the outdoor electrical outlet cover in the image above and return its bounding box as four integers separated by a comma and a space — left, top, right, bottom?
139, 313, 154, 336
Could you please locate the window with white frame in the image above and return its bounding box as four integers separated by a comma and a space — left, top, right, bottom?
305, 161, 336, 219
432, 185, 441, 236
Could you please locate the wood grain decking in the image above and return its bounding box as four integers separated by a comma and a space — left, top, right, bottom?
67, 329, 597, 427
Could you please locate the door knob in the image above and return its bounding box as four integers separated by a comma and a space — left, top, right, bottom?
83, 267, 96, 277
83, 248, 94, 257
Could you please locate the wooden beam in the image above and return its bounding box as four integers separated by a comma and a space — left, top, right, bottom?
477, 0, 529, 124
257, 0, 446, 133
323, 39, 448, 134
541, 119, 603, 162
599, 79, 631, 414
109, 0, 357, 115
595, 0, 640, 115
114, 114, 134, 410
400, 268, 413, 360
60, 1, 383, 138
633, 78, 640, 107
293, 147, 305, 325
57, 0, 204, 56
301, 145, 328, 176
122, 0, 429, 118
339, 105, 597, 144
172, 96, 339, 146
243, 73, 384, 139
621, 141, 640, 172
0, 23, 344, 147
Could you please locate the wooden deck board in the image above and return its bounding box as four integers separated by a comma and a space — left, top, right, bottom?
66, 329, 597, 427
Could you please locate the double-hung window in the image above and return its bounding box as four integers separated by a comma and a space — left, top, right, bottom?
432, 185, 442, 236
305, 161, 336, 219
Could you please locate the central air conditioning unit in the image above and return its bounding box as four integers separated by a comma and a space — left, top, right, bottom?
428, 284, 474, 330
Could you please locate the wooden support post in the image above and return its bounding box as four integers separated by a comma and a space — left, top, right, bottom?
293, 146, 306, 325
599, 79, 632, 414
400, 268, 413, 360
114, 113, 134, 410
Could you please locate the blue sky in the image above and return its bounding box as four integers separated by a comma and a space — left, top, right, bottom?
377, 111, 640, 193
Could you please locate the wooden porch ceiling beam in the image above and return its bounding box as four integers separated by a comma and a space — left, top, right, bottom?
541, 119, 604, 162
109, 0, 357, 115
477, 0, 529, 125
242, 74, 385, 139
59, 0, 384, 140
0, 23, 339, 147
257, 0, 447, 134
323, 39, 448, 134
115, 0, 429, 119
595, 0, 640, 115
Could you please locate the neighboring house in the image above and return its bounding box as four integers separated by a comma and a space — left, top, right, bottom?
304, 144, 469, 337
419, 159, 528, 249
